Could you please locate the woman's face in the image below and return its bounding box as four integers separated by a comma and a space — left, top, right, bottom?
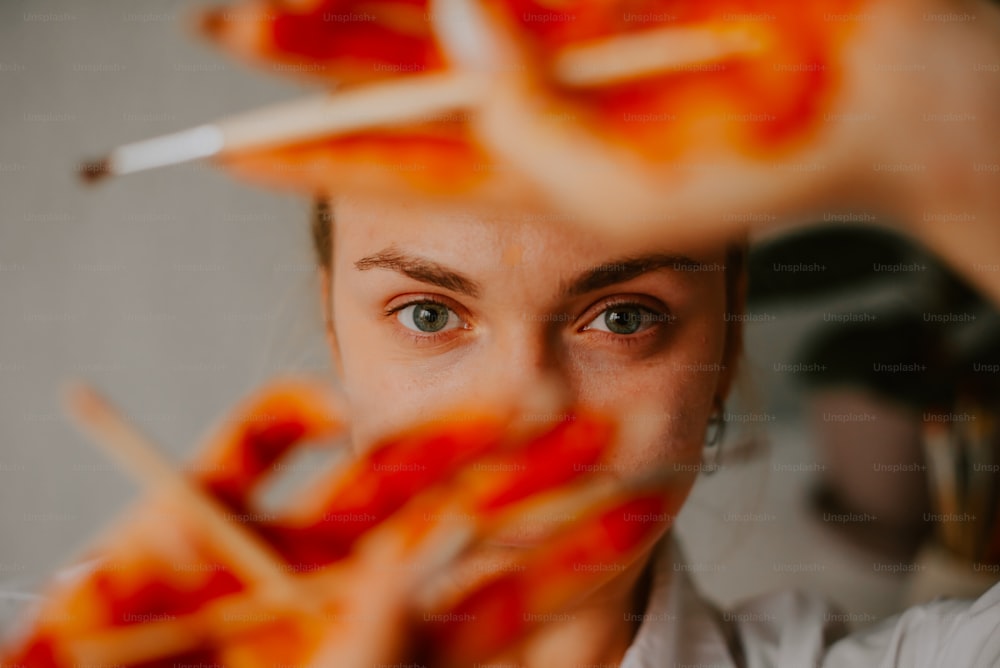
323, 195, 737, 556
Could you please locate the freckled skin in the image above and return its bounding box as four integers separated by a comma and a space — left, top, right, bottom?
321, 195, 741, 665
326, 196, 732, 455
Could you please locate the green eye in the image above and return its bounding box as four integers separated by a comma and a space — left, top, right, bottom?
604, 306, 645, 334
397, 302, 461, 334
586, 303, 668, 335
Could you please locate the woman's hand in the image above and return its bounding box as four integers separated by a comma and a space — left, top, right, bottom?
1, 379, 675, 667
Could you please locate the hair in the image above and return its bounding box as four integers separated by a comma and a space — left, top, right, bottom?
312, 197, 747, 386
312, 197, 334, 271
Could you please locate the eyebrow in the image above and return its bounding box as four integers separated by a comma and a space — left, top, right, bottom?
354, 246, 483, 298
353, 247, 700, 300
562, 253, 701, 297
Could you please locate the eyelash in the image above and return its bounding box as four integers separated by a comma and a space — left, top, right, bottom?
384, 297, 467, 346
582, 299, 672, 345
385, 296, 672, 348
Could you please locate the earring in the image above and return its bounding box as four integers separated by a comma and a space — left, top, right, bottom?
701, 396, 726, 473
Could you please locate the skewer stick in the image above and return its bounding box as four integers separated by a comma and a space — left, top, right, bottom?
64, 568, 344, 666
67, 611, 213, 666
64, 382, 300, 602
80, 24, 763, 182
554, 24, 766, 88
80, 71, 480, 181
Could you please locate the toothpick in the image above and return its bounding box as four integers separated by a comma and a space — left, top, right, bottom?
80, 24, 762, 182
64, 382, 299, 601
63, 563, 349, 667
80, 71, 480, 182
553, 24, 766, 88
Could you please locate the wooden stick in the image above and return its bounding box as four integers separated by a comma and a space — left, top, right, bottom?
80, 24, 761, 182
80, 71, 480, 181
64, 382, 300, 601
66, 612, 210, 667
63, 565, 347, 667
554, 24, 766, 88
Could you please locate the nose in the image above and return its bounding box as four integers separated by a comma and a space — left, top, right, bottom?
470, 324, 576, 421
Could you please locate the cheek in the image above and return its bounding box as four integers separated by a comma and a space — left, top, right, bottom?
331, 291, 478, 450
329, 286, 402, 448
571, 320, 725, 478
596, 370, 715, 476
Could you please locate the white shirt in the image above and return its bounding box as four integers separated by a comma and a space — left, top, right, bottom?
623, 540, 1000, 668
3, 546, 998, 666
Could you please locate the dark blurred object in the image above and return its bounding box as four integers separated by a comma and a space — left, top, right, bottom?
749, 226, 919, 304
748, 225, 1000, 563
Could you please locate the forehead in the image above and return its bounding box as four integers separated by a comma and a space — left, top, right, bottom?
333, 196, 594, 264
330, 195, 725, 270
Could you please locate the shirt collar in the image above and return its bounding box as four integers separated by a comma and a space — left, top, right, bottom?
620, 536, 738, 668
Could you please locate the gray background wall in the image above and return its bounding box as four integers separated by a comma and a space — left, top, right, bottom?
1, 0, 336, 586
